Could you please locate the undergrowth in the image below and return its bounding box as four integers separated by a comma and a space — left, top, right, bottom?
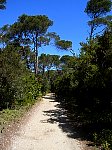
0, 98, 41, 134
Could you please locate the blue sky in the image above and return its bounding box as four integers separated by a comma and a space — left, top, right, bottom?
0, 0, 90, 56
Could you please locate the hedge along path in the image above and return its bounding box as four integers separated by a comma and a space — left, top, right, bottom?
7, 93, 84, 150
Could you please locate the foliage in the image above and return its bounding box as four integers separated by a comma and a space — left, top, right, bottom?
85, 0, 112, 19
0, 45, 42, 110
0, 106, 29, 133
0, 14, 56, 74
0, 14, 72, 75
52, 1, 112, 146
0, 0, 6, 10
0, 1, 112, 148
53, 25, 112, 150
85, 0, 112, 38
56, 40, 72, 50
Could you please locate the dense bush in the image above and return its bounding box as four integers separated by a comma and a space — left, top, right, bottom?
0, 45, 42, 110
53, 31, 112, 149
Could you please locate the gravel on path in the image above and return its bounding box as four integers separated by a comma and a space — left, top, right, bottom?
6, 93, 85, 150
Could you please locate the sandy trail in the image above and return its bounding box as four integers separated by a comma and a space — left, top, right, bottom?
8, 93, 84, 150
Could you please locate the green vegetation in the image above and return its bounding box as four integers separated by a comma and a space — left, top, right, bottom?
0, 0, 6, 10
0, 44, 42, 132
52, 0, 112, 149
0, 106, 30, 133
0, 6, 71, 133
0, 0, 112, 149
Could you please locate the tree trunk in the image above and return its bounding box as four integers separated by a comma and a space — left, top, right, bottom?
90, 23, 94, 40
35, 49, 38, 75
35, 33, 38, 75
42, 65, 45, 76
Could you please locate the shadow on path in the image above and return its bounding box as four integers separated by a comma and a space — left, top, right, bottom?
41, 93, 95, 149
42, 94, 82, 140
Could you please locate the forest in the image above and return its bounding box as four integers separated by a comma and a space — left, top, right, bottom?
0, 0, 112, 149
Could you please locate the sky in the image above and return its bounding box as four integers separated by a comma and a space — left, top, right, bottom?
0, 0, 90, 56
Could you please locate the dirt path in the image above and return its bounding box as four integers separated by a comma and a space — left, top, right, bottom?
7, 93, 85, 150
